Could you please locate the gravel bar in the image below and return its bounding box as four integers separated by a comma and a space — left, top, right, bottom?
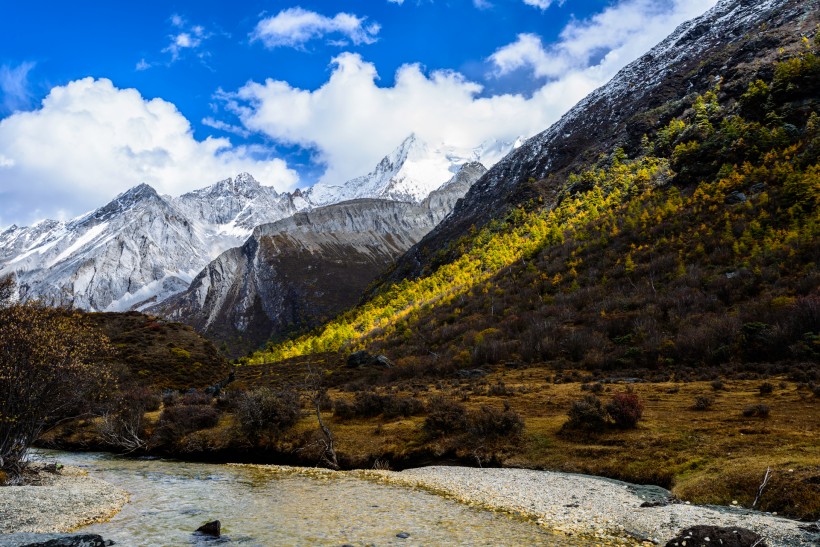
0, 464, 128, 534
364, 466, 818, 546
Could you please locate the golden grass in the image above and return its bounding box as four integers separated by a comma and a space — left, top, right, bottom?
272, 365, 820, 519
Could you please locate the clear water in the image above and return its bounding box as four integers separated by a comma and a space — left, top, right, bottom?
36, 451, 589, 546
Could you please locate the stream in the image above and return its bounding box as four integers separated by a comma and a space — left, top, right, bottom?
34, 451, 592, 546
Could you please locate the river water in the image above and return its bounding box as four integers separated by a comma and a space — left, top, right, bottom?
36, 451, 590, 546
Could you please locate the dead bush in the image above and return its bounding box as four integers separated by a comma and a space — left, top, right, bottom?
467, 403, 524, 439
562, 395, 608, 432
424, 396, 468, 437
234, 387, 301, 441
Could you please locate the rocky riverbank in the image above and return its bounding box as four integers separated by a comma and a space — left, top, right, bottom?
237, 463, 819, 545
370, 466, 820, 546
0, 464, 128, 534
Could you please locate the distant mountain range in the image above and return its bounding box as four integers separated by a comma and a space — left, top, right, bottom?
0, 135, 509, 316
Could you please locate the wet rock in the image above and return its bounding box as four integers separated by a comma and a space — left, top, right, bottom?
396, 532, 410, 539
664, 525, 767, 547
195, 520, 221, 537
0, 533, 111, 546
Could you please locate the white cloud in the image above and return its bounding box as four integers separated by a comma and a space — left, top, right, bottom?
491, 0, 717, 79
223, 0, 718, 188
164, 29, 205, 61
522, 0, 557, 9
251, 7, 380, 49
0, 78, 298, 227
0, 62, 36, 114
473, 0, 493, 9
387, 0, 405, 4
227, 53, 589, 186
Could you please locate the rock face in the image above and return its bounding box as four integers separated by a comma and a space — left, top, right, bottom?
385, 0, 810, 283
153, 163, 486, 356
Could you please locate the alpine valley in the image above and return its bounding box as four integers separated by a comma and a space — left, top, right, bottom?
1, 0, 819, 545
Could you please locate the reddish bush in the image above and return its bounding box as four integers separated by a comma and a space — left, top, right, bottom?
605, 392, 645, 428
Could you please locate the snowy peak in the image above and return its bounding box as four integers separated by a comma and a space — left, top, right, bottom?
307, 134, 517, 206
182, 172, 268, 201
92, 182, 166, 222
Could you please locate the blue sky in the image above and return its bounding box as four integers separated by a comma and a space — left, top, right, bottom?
0, 0, 717, 227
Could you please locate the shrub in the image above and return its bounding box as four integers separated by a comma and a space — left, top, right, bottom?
333, 398, 356, 420
234, 387, 301, 441
711, 380, 725, 391
382, 396, 424, 419
742, 404, 771, 418
581, 382, 605, 393
424, 396, 468, 437
96, 386, 160, 452
0, 304, 113, 478
467, 403, 524, 439
162, 390, 180, 407
488, 381, 513, 396
605, 392, 645, 429
152, 404, 219, 446
758, 382, 775, 395
352, 391, 386, 418
693, 395, 714, 411
563, 395, 609, 432
180, 390, 212, 406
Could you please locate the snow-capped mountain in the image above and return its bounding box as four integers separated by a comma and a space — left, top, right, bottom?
0, 134, 502, 313
152, 161, 488, 356
172, 172, 310, 258
0, 175, 310, 312
306, 134, 519, 205
1, 183, 210, 311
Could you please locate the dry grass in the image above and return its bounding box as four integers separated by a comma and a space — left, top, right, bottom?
237, 363, 819, 520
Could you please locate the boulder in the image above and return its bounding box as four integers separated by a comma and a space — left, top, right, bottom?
0, 533, 111, 547
346, 351, 393, 369
195, 520, 221, 537
665, 525, 767, 547
725, 191, 747, 204
347, 350, 374, 368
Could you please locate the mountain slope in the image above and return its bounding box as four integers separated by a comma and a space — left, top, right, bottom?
386, 0, 813, 283
247, 0, 818, 367
153, 162, 487, 356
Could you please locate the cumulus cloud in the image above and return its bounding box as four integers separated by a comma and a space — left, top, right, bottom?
227, 53, 592, 186
0, 78, 298, 227
491, 0, 716, 79
0, 62, 36, 115
222, 0, 717, 187
251, 7, 380, 48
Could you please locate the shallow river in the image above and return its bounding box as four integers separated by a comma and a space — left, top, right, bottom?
37, 451, 591, 546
